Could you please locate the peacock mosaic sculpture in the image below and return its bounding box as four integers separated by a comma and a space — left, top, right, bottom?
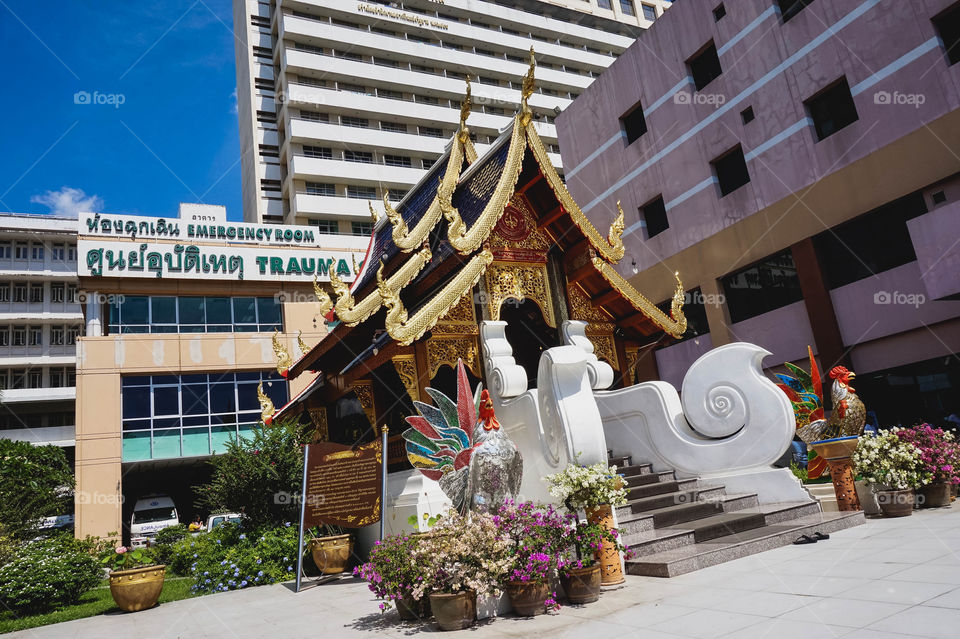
775, 346, 867, 478
402, 359, 523, 514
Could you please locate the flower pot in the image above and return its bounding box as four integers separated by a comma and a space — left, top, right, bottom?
918, 482, 952, 508
505, 580, 551, 616
109, 565, 165, 612
560, 564, 601, 604
429, 590, 476, 631
310, 534, 354, 575
585, 504, 625, 585
855, 480, 881, 516
876, 489, 914, 517
811, 437, 861, 511
396, 593, 431, 621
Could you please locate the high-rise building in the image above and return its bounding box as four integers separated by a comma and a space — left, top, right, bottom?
0, 214, 81, 454
232, 0, 668, 230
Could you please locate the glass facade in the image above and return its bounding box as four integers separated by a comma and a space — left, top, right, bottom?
109, 295, 282, 334
120, 371, 288, 461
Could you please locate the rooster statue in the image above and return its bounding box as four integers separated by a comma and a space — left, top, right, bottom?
401, 359, 522, 514
775, 346, 866, 478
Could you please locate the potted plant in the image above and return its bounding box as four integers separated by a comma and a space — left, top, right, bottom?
102, 544, 165, 612
545, 461, 628, 585
307, 524, 353, 575
558, 520, 625, 604
493, 500, 567, 616
411, 510, 511, 631
853, 429, 931, 517
898, 424, 960, 508
354, 533, 431, 620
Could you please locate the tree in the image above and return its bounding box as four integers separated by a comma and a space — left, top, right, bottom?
0, 439, 74, 539
199, 418, 313, 528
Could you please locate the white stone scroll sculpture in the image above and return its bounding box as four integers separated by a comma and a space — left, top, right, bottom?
480, 321, 608, 503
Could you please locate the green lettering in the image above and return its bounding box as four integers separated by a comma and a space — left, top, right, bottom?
255, 256, 268, 274
269, 257, 284, 274
286, 257, 301, 274
337, 259, 350, 277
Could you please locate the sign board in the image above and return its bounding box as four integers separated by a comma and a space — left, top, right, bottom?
302, 441, 382, 530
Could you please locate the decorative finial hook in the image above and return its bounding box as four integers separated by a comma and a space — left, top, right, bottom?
459, 76, 472, 133
520, 46, 536, 126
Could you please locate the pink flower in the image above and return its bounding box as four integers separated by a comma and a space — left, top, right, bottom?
115, 545, 127, 554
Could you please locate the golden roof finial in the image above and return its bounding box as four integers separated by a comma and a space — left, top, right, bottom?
459, 76, 472, 140
368, 200, 380, 223
313, 276, 333, 316
272, 330, 291, 376
520, 46, 536, 126
352, 253, 361, 276
297, 329, 309, 354
670, 271, 688, 335
609, 201, 626, 259
257, 382, 275, 425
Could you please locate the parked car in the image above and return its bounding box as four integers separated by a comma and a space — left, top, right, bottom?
130, 495, 179, 548
206, 513, 243, 532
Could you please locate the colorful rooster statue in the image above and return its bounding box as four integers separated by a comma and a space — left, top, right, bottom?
775, 346, 867, 478
401, 359, 522, 514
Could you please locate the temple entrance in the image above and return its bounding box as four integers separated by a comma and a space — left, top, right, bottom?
500, 299, 558, 388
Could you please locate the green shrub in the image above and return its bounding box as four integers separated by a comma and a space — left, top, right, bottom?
153, 524, 190, 567
199, 417, 312, 528
0, 536, 102, 614
0, 440, 74, 539
171, 523, 299, 594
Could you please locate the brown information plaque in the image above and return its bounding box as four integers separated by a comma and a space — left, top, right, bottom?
302, 440, 382, 529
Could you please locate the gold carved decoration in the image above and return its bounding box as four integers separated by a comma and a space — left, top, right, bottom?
441, 116, 526, 255
587, 332, 618, 369
624, 346, 641, 385
352, 380, 376, 429
426, 337, 480, 379
520, 46, 536, 127
567, 284, 614, 327
313, 276, 333, 316
484, 261, 556, 328
272, 330, 291, 375
524, 121, 626, 264
590, 258, 687, 338
296, 330, 310, 356
257, 382, 275, 424
308, 406, 328, 442
438, 291, 476, 325
368, 200, 380, 223
378, 248, 494, 346
391, 355, 420, 404
330, 244, 432, 326
489, 197, 551, 257
458, 76, 472, 143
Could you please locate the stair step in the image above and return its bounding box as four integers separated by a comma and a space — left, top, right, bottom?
623, 470, 674, 488
608, 454, 632, 467
618, 463, 653, 478
626, 510, 865, 577
626, 478, 698, 500
622, 486, 726, 515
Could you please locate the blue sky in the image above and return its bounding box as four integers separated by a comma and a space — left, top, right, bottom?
0, 1, 244, 220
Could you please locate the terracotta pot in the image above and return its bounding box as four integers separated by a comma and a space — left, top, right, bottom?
109, 565, 165, 612
429, 590, 476, 631
876, 489, 914, 517
918, 482, 952, 508
560, 564, 601, 604
396, 593, 431, 621
310, 534, 354, 575
585, 504, 625, 585
505, 580, 551, 616
810, 437, 861, 511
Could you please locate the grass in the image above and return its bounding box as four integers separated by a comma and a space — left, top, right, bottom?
0, 576, 196, 634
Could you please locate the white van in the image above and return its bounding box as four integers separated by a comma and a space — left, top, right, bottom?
130, 495, 179, 548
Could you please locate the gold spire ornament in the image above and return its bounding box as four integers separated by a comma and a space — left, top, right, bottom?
313, 276, 333, 316
458, 76, 472, 143
520, 46, 536, 126
257, 382, 275, 425
609, 202, 626, 254
332, 244, 432, 326
272, 330, 292, 377
297, 329, 310, 355
368, 200, 380, 223
352, 253, 361, 276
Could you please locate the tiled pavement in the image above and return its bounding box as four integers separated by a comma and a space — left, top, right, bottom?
10, 505, 960, 638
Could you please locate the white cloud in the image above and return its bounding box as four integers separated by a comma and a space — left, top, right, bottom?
230, 88, 238, 115
30, 187, 103, 217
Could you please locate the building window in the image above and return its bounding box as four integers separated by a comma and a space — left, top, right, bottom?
384, 154, 412, 167
374, 57, 399, 68
339, 83, 367, 95
335, 50, 362, 61
713, 4, 726, 21
351, 221, 374, 236
778, 0, 815, 23
640, 196, 669, 238
298, 76, 326, 88
422, 158, 436, 169
688, 41, 723, 91
28, 325, 42, 346
259, 144, 280, 158
305, 182, 335, 196
389, 189, 409, 201
51, 326, 65, 346
416, 94, 440, 106
346, 186, 377, 200
805, 77, 858, 141
340, 116, 369, 129
712, 146, 751, 196
26, 368, 41, 388
814, 191, 927, 289
67, 284, 78, 303
641, 4, 657, 21
303, 145, 333, 159
51, 282, 64, 303
619, 0, 636, 17
52, 243, 65, 261
620, 102, 648, 145
420, 126, 444, 138
0, 242, 9, 259
66, 325, 81, 345
597, 0, 612, 9
0, 328, 7, 346
14, 242, 27, 260
722, 250, 804, 323
0, 284, 8, 303
311, 219, 339, 235
13, 283, 26, 303
50, 367, 66, 387
741, 106, 755, 124
108, 296, 283, 334
67, 245, 77, 261
934, 3, 960, 65
30, 243, 44, 260
299, 110, 328, 122
343, 150, 373, 164
381, 121, 407, 134
28, 284, 43, 303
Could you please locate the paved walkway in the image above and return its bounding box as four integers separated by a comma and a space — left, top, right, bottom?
11, 506, 960, 638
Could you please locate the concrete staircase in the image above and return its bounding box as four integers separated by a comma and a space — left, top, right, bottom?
610, 454, 865, 577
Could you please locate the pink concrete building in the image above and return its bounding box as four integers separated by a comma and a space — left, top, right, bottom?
557, 0, 960, 426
